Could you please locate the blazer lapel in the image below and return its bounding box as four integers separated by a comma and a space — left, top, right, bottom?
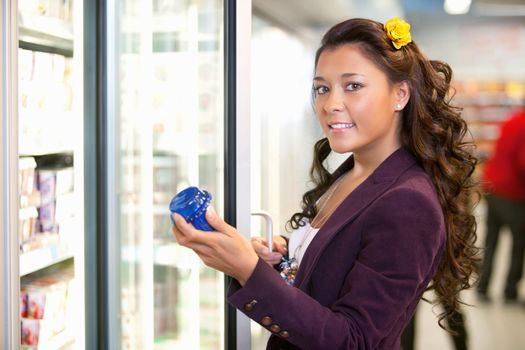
294, 148, 418, 290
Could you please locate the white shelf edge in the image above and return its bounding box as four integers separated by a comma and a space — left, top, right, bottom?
20, 242, 74, 276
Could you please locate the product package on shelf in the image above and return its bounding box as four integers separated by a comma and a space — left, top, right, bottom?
21, 318, 40, 349
54, 192, 75, 223
36, 170, 56, 205
36, 165, 75, 235
19, 48, 75, 155
20, 264, 74, 349
37, 201, 57, 234
19, 207, 39, 244
19, 157, 42, 247
35, 152, 74, 231
19, 157, 37, 195
37, 167, 74, 200
19, 153, 75, 253
36, 168, 58, 234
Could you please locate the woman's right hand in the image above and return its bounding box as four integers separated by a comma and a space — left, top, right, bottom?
251, 235, 288, 266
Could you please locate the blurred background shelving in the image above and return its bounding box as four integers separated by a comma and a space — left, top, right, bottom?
454, 81, 525, 162
17, 0, 82, 349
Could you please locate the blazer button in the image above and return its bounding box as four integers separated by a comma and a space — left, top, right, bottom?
261, 316, 272, 326
279, 330, 290, 338
243, 300, 257, 312
270, 324, 281, 333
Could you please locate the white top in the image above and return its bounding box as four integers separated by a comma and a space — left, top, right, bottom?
288, 222, 320, 266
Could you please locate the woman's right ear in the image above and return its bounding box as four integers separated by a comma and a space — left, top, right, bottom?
394, 80, 410, 110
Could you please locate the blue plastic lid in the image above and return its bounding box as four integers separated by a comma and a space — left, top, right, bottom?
169, 186, 212, 224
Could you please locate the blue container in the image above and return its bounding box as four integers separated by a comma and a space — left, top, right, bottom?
169, 186, 214, 231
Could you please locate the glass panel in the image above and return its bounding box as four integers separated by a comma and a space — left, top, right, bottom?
116, 1, 224, 349
250, 15, 320, 349
18, 0, 85, 348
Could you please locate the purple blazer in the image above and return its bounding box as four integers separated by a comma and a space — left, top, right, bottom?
228, 148, 446, 349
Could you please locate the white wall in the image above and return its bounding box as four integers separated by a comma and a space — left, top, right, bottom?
250, 17, 320, 237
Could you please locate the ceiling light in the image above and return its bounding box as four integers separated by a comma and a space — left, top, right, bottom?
444, 0, 472, 15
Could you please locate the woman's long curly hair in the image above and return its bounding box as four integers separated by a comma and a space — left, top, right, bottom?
287, 18, 479, 330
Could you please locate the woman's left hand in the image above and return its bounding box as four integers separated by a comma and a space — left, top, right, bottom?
171, 207, 259, 286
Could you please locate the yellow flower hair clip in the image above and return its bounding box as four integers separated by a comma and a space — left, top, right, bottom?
384, 18, 412, 49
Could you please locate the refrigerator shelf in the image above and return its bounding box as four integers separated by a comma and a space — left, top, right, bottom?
20, 239, 74, 277
19, 149, 75, 158
18, 12, 73, 56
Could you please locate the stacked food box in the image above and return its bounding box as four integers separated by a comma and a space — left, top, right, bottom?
20, 263, 74, 349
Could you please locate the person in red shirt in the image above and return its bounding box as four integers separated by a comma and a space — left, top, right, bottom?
478, 109, 525, 302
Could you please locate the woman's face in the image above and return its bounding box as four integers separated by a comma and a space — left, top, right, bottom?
313, 44, 406, 156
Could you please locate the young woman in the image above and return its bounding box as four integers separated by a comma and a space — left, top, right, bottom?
172, 18, 478, 349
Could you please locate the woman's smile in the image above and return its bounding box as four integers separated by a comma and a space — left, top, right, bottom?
328, 121, 356, 133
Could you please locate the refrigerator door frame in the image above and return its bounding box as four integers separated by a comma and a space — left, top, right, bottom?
101, 0, 120, 349
84, 0, 106, 348
224, 0, 252, 349
0, 0, 20, 348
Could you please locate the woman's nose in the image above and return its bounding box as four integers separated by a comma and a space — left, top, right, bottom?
323, 91, 345, 113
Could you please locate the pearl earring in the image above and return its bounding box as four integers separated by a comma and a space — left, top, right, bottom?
396, 104, 402, 110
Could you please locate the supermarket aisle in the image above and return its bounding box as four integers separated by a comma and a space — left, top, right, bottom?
416, 201, 525, 350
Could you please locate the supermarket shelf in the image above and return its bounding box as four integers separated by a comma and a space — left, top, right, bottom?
20, 239, 74, 276
19, 149, 75, 158
19, 12, 73, 56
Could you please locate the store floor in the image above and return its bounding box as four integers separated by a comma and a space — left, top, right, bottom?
416, 201, 525, 350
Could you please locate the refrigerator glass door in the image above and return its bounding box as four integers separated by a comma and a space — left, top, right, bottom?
111, 1, 225, 349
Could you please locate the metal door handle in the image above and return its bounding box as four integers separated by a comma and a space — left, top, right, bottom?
251, 211, 274, 253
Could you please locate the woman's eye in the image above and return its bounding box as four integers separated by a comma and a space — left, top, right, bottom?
313, 86, 329, 95
346, 83, 362, 91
